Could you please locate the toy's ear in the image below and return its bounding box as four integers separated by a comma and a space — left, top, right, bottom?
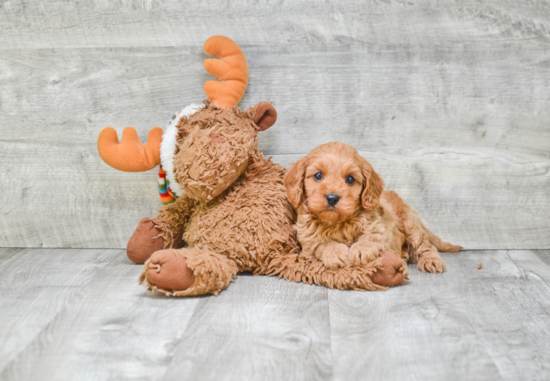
252, 102, 277, 131
284, 156, 308, 209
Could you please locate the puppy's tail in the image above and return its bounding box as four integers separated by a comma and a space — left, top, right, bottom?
422, 223, 462, 252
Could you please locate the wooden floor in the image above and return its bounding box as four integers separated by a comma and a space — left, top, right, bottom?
1, 248, 550, 380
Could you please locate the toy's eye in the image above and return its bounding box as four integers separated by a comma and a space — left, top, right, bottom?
314, 172, 323, 181
346, 175, 355, 185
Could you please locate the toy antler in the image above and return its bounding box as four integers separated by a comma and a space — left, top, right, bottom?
203, 36, 248, 109
97, 127, 163, 172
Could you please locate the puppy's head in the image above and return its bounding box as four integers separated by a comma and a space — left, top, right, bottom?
284, 142, 384, 223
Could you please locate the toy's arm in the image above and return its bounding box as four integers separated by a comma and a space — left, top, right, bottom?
152, 195, 196, 249
126, 187, 196, 265
258, 248, 405, 291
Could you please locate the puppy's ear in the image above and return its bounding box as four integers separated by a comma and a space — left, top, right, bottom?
284, 157, 308, 209
361, 158, 385, 211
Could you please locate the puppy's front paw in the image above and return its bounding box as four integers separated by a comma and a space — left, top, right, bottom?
349, 241, 379, 265
417, 256, 446, 273
322, 243, 349, 270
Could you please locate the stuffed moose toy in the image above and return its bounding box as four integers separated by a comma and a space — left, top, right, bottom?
97, 36, 405, 296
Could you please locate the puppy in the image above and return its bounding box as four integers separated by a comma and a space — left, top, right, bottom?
284, 142, 461, 274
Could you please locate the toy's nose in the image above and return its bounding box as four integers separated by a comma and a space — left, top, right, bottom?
325, 194, 340, 207
211, 134, 225, 144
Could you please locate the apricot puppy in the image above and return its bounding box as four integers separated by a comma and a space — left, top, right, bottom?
284, 142, 461, 276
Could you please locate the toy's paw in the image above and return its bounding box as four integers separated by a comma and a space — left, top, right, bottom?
322, 243, 349, 270
417, 255, 446, 273
143, 250, 195, 292
349, 241, 379, 265
371, 252, 407, 287
126, 217, 165, 264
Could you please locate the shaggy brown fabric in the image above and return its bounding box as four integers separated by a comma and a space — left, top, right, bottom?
151, 195, 193, 249
172, 101, 258, 201
139, 103, 400, 296
259, 249, 388, 291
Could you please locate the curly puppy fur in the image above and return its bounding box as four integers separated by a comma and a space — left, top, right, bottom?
138, 102, 395, 296
284, 142, 462, 274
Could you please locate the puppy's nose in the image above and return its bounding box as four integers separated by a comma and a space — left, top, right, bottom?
325, 194, 340, 207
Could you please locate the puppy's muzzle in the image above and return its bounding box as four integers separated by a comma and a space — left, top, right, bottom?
325, 194, 340, 207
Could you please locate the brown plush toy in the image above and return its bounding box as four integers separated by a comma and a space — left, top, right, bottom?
97, 36, 405, 296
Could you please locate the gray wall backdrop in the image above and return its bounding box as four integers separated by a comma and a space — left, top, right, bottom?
1, 0, 549, 249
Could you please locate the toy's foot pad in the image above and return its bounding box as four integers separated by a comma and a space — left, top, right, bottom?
145, 250, 195, 292
371, 252, 407, 287
127, 217, 165, 264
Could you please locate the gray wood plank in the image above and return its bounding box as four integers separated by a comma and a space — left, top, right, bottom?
329, 250, 550, 381
0, 248, 25, 265
533, 250, 550, 268
2, 45, 548, 157
0, 248, 200, 381
162, 274, 332, 381
0, 0, 548, 49
508, 249, 550, 284
2, 249, 550, 380
0, 248, 118, 373
1, 42, 549, 249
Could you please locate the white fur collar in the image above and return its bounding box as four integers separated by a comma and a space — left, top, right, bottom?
160, 103, 203, 197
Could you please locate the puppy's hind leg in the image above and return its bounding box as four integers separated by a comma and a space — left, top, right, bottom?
402, 204, 448, 274
409, 235, 446, 273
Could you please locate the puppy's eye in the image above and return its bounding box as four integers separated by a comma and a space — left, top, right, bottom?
313, 172, 323, 181
346, 175, 355, 185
